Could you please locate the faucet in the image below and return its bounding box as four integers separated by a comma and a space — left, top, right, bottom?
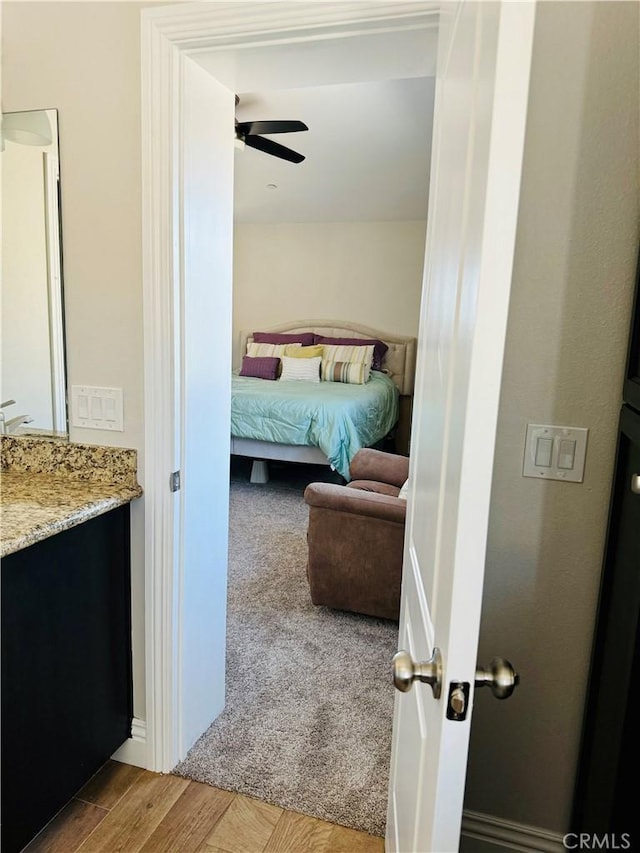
0, 399, 16, 435
4, 414, 34, 434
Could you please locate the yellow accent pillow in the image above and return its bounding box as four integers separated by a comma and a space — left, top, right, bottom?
284, 344, 324, 359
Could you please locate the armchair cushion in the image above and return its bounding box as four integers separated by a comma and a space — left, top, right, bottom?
348, 479, 401, 498
304, 482, 406, 525
348, 448, 409, 487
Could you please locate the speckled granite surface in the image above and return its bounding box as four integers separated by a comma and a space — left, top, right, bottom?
1, 435, 138, 487
1, 436, 142, 558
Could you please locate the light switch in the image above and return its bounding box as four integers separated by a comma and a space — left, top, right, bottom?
78, 394, 89, 419
90, 396, 103, 419
535, 437, 553, 467
558, 439, 576, 470
71, 386, 124, 431
523, 424, 588, 482
104, 397, 117, 422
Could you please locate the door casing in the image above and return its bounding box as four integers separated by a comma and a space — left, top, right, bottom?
141, 0, 440, 774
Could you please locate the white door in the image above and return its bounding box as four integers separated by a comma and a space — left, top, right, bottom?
387, 3, 535, 851
178, 57, 235, 756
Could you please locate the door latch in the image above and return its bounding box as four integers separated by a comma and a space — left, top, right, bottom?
170, 470, 181, 492
446, 681, 470, 721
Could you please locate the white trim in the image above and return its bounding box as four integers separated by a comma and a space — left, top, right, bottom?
146, 2, 439, 48
142, 0, 440, 775
462, 810, 565, 853
141, 8, 183, 774
43, 152, 67, 435
111, 717, 148, 770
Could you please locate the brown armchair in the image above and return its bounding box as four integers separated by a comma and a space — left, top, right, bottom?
303, 449, 410, 621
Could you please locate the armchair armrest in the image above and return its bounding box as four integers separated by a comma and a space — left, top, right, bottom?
304, 482, 406, 525
349, 448, 409, 488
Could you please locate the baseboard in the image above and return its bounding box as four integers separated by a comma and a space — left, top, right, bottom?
111, 717, 148, 769
461, 810, 565, 852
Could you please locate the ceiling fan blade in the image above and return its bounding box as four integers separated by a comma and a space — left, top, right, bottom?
244, 134, 305, 164
236, 120, 308, 136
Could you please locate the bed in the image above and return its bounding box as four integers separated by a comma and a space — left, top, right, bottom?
230, 320, 416, 481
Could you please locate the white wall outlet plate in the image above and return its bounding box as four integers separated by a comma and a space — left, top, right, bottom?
523, 424, 588, 482
71, 385, 124, 431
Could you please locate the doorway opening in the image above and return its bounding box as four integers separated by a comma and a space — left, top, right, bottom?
140, 0, 446, 823
171, 38, 435, 834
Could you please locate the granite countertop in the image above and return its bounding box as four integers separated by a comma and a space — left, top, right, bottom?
1, 435, 143, 558
1, 472, 142, 557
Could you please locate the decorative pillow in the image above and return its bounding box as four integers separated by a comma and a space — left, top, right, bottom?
239, 355, 280, 381
321, 343, 374, 368
280, 355, 321, 383
321, 360, 371, 385
253, 331, 315, 346
314, 336, 388, 371
284, 344, 324, 359
398, 479, 409, 500
247, 341, 300, 359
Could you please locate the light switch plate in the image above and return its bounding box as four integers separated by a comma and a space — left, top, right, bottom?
71, 386, 123, 431
523, 424, 588, 482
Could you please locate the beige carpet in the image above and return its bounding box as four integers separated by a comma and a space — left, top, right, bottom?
173, 461, 398, 836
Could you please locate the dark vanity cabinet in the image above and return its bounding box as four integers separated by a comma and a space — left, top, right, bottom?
1, 506, 133, 853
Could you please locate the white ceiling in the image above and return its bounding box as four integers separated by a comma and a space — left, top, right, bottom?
194, 24, 437, 225
233, 77, 435, 224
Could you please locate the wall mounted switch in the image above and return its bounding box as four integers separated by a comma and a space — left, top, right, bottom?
558, 439, 577, 470
77, 394, 89, 419
71, 386, 124, 431
523, 424, 588, 482
534, 437, 553, 467
103, 397, 117, 422
90, 396, 103, 420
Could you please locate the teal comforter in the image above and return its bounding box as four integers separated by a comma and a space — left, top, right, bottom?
231, 371, 399, 479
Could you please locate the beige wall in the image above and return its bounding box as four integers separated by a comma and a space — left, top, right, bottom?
463, 0, 639, 837
3, 1, 639, 839
2, 1, 147, 717
232, 221, 426, 363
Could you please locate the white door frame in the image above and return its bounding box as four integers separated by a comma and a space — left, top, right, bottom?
43, 151, 67, 435
141, 0, 439, 773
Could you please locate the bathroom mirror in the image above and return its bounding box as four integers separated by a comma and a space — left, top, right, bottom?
1, 108, 68, 436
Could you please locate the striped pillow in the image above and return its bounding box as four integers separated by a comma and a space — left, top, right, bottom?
280, 355, 321, 383
321, 344, 374, 368
321, 360, 370, 385
314, 336, 388, 371
247, 341, 300, 359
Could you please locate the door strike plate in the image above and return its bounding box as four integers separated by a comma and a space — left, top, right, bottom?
446, 681, 470, 721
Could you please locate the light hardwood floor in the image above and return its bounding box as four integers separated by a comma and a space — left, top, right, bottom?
24, 760, 385, 853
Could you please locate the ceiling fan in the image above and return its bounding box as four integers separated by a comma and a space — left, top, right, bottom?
235, 96, 308, 164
